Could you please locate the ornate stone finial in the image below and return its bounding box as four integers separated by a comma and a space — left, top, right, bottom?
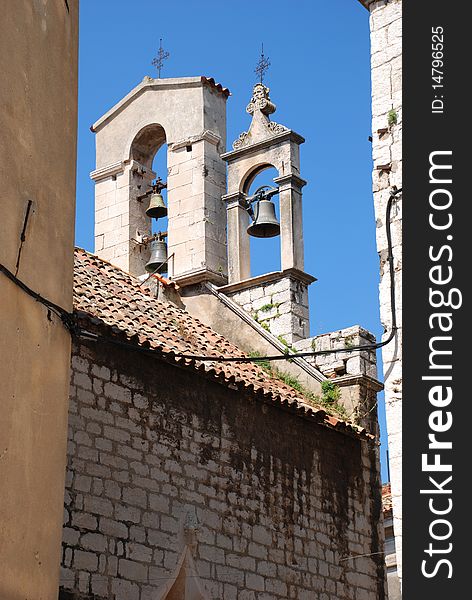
246, 83, 276, 116
232, 83, 288, 150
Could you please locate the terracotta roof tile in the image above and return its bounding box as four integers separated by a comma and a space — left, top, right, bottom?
73, 248, 370, 440
382, 483, 393, 515
201, 76, 231, 97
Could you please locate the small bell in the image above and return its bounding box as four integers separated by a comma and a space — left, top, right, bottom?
145, 191, 167, 219
247, 197, 280, 238
145, 238, 168, 273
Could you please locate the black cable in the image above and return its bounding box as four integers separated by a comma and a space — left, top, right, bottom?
15, 199, 33, 276
1, 188, 401, 364
158, 187, 402, 363
0, 263, 77, 333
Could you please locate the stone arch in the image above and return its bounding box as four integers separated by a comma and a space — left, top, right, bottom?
240, 162, 278, 194
154, 547, 208, 600
244, 164, 282, 277
129, 123, 167, 170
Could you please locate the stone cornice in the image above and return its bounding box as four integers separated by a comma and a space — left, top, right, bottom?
90, 159, 154, 182
273, 173, 307, 190
169, 130, 221, 151
221, 130, 305, 162
90, 161, 124, 182
334, 373, 384, 393
170, 267, 228, 288
218, 268, 317, 294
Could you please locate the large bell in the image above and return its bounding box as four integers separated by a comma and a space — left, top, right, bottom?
247, 197, 280, 238
145, 192, 167, 219
145, 239, 168, 273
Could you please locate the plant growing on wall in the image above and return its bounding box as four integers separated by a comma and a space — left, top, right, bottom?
321, 380, 341, 405
248, 352, 347, 418
388, 108, 398, 126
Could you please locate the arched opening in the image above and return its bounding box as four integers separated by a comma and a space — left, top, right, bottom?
130, 123, 166, 170
150, 139, 169, 256
130, 124, 169, 274
244, 165, 281, 277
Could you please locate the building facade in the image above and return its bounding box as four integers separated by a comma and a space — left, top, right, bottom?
60, 67, 387, 599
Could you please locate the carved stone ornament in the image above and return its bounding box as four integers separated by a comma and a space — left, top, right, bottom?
231, 83, 289, 149
232, 131, 249, 150
267, 121, 288, 135
246, 82, 276, 115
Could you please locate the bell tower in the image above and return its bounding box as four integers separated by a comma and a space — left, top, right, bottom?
90, 76, 230, 285
219, 83, 315, 344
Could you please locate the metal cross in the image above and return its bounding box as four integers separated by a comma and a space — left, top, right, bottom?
152, 38, 170, 78
254, 43, 270, 83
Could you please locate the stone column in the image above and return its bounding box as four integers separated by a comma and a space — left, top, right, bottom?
167, 131, 228, 285
274, 173, 306, 272
224, 193, 251, 283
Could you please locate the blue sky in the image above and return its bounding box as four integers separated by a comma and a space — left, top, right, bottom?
76, 0, 389, 480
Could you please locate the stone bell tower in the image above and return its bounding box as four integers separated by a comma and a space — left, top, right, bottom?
219, 83, 315, 344
90, 76, 229, 285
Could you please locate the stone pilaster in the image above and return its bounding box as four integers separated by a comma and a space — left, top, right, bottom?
274, 173, 306, 272
223, 193, 251, 283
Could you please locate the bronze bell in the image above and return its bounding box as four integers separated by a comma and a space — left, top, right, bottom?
145, 238, 168, 273
247, 197, 280, 238
145, 192, 167, 219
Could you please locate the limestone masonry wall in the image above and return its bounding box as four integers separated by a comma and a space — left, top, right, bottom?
61, 341, 385, 599
227, 276, 310, 345
368, 0, 403, 587
294, 326, 377, 380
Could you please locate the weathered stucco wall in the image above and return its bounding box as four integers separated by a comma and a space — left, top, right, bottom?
0, 2, 78, 599
61, 341, 386, 599
367, 0, 403, 589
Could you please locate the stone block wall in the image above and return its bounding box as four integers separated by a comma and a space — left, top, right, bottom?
93, 161, 155, 275
368, 0, 403, 586
166, 134, 227, 284
294, 327, 380, 434
60, 340, 386, 600
225, 275, 310, 345
293, 326, 377, 380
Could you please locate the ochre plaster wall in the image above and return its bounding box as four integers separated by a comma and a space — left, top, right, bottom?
0, 2, 78, 598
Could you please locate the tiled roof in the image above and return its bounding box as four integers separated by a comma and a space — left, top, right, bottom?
201, 76, 231, 97
382, 483, 393, 515
73, 248, 369, 440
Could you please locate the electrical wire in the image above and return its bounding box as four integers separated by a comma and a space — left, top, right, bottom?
0, 262, 77, 333
0, 188, 401, 364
